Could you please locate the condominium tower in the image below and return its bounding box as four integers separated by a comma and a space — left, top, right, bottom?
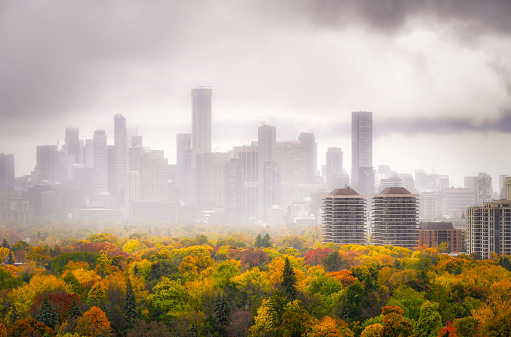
322, 187, 366, 245
372, 187, 419, 248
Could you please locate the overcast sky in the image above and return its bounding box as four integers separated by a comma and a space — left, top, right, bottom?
1, 0, 511, 190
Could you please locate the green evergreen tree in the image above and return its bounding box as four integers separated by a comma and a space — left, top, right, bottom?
36, 297, 59, 329
6, 251, 15, 265
2, 238, 10, 249
200, 313, 225, 336
255, 234, 263, 248
123, 277, 138, 334
282, 257, 297, 299
99, 297, 110, 319
262, 233, 272, 247
213, 293, 231, 326
69, 299, 82, 320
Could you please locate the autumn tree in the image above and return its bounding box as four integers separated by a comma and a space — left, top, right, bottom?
323, 251, 342, 272
8, 318, 53, 337
415, 301, 442, 337
75, 306, 112, 337
278, 300, 315, 337
126, 320, 173, 337
380, 306, 417, 337
36, 297, 59, 329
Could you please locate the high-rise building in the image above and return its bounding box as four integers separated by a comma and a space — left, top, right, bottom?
231, 144, 259, 223
176, 133, 193, 205
0, 154, 15, 190
258, 124, 278, 221
351, 111, 373, 193
92, 130, 108, 196
474, 172, 493, 205
200, 152, 229, 210
140, 153, 168, 202
372, 187, 419, 249
467, 177, 511, 259
35, 145, 59, 184
225, 157, 245, 225
191, 87, 213, 208
325, 147, 347, 191
114, 114, 128, 199
322, 187, 366, 245
298, 132, 317, 183
65, 128, 80, 163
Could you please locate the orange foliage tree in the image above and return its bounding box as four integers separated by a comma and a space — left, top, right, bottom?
75, 306, 112, 337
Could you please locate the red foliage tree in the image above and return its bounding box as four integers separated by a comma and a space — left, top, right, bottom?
303, 247, 334, 266
8, 318, 54, 337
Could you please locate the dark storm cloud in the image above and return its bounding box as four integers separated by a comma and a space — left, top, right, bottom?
268, 0, 511, 35
375, 108, 511, 137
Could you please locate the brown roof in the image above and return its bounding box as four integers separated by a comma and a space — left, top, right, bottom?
419, 222, 455, 230
378, 187, 411, 195
329, 187, 360, 196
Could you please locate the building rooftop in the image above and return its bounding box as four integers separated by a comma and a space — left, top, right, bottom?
378, 187, 411, 195
419, 222, 455, 230
329, 187, 360, 196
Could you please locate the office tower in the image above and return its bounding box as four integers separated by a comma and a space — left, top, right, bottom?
0, 154, 15, 190
35, 145, 59, 184
372, 187, 419, 249
92, 130, 108, 196
200, 152, 229, 210
114, 114, 128, 199
225, 157, 245, 225
0, 153, 16, 190
140, 154, 168, 202
351, 111, 373, 193
467, 177, 511, 259
124, 170, 141, 218
442, 187, 476, 218
415, 169, 428, 193
258, 124, 278, 220
500, 175, 509, 199
65, 128, 80, 163
322, 187, 366, 245
83, 139, 94, 169
191, 87, 213, 207
325, 147, 346, 191
298, 132, 317, 183
231, 144, 259, 222
176, 133, 193, 205
419, 222, 463, 253
474, 172, 493, 205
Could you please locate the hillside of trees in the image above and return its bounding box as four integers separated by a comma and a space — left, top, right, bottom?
0, 221, 510, 336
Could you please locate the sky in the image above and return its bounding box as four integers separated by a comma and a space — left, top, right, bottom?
1, 0, 511, 190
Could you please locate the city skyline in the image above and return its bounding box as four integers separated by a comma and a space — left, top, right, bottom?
1, 1, 511, 188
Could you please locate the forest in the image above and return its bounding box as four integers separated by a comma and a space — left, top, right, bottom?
0, 220, 509, 337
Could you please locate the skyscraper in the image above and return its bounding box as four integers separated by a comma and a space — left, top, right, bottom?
0, 154, 15, 190
191, 87, 212, 161
258, 124, 278, 220
298, 132, 317, 183
92, 130, 108, 196
65, 128, 80, 163
191, 87, 212, 207
351, 111, 373, 194
114, 114, 128, 199
176, 133, 193, 205
325, 147, 346, 191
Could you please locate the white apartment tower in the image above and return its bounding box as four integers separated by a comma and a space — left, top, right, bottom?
114, 114, 128, 199
92, 130, 108, 196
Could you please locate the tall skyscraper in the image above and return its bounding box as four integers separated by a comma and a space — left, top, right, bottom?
191, 87, 212, 208
258, 124, 278, 221
92, 130, 108, 196
35, 145, 59, 184
0, 154, 15, 190
176, 133, 193, 205
191, 87, 212, 161
325, 147, 347, 191
65, 128, 80, 163
140, 153, 168, 202
351, 111, 373, 193
114, 114, 128, 199
298, 132, 317, 183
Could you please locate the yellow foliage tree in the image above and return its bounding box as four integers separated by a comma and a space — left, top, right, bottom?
12, 274, 69, 315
